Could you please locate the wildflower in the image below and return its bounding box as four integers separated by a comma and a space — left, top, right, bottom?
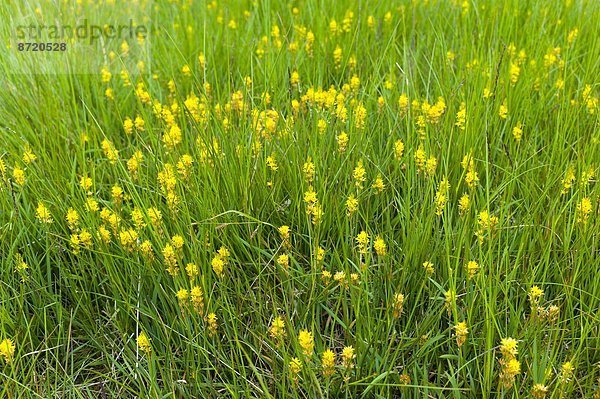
459, 193, 470, 216
190, 286, 204, 314
212, 256, 225, 278
399, 373, 411, 385
322, 349, 336, 377
425, 156, 438, 177
12, 167, 25, 185
561, 166, 576, 194
137, 332, 152, 354
373, 236, 387, 256
509, 63, 520, 84
22, 147, 36, 164
444, 289, 456, 315
341, 346, 355, 369
392, 293, 405, 318
134, 116, 145, 131
276, 254, 289, 269
576, 197, 592, 224
423, 261, 434, 275
531, 384, 548, 399
101, 139, 119, 164
499, 102, 508, 119
266, 154, 278, 171
333, 46, 343, 68
0, 338, 15, 363
372, 174, 385, 193
98, 226, 111, 244
298, 329, 314, 357
529, 286, 544, 306
289, 357, 302, 382
80, 176, 93, 192
111, 185, 123, 203
356, 231, 369, 255
163, 244, 178, 276
269, 316, 286, 341
206, 313, 218, 336
123, 117, 134, 135
290, 71, 300, 86
499, 337, 520, 388
476, 210, 499, 242
434, 177, 450, 215
353, 160, 367, 188
500, 337, 518, 358
512, 123, 523, 141
346, 194, 359, 216
454, 321, 468, 348
337, 132, 349, 152
278, 225, 291, 249
176, 289, 189, 306
455, 102, 466, 130
394, 140, 405, 160
139, 241, 153, 260
183, 263, 197, 279
303, 158, 315, 183
36, 202, 53, 224
466, 260, 479, 279
322, 269, 332, 284
559, 361, 575, 384
65, 208, 79, 230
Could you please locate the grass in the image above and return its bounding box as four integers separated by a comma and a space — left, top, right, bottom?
0, 0, 599, 397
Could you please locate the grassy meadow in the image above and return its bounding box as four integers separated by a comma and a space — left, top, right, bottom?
0, 0, 599, 397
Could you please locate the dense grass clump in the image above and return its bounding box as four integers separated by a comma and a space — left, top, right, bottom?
1, 0, 599, 397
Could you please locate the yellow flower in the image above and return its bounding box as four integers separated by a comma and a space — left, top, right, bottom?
176, 289, 189, 305
560, 361, 575, 383
321, 349, 336, 377
266, 154, 278, 171
341, 346, 355, 369
394, 140, 405, 160
137, 332, 152, 354
66, 208, 79, 230
337, 132, 349, 152
465, 260, 479, 279
346, 194, 359, 216
269, 316, 286, 341
392, 293, 405, 318
372, 174, 385, 193
458, 194, 471, 216
576, 197, 592, 224
36, 202, 53, 224
500, 337, 518, 358
190, 286, 204, 314
454, 321, 468, 347
22, 147, 36, 164
531, 384, 548, 399
356, 231, 369, 255
123, 117, 134, 135
373, 236, 387, 256
0, 338, 15, 363
528, 286, 544, 305
303, 158, 315, 183
206, 313, 218, 336
499, 103, 508, 119
101, 139, 119, 164
276, 254, 289, 269
298, 329, 314, 357
512, 122, 523, 141
13, 167, 25, 185
423, 261, 434, 275
212, 256, 225, 278
353, 160, 367, 188
289, 357, 302, 381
